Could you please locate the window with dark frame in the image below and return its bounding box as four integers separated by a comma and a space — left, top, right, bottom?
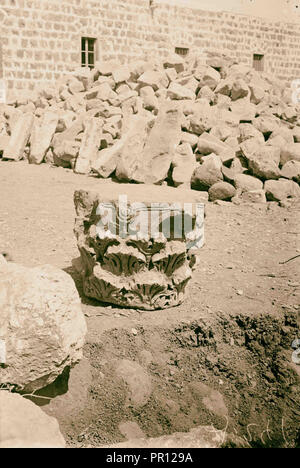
175, 47, 189, 57
253, 54, 265, 72
81, 37, 96, 69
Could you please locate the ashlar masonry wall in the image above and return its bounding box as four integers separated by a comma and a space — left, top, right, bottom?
0, 0, 299, 91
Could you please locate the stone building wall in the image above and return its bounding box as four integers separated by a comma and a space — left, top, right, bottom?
0, 0, 299, 91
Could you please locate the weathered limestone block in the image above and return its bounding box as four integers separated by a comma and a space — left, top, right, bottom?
172, 143, 197, 188
163, 55, 185, 74
29, 112, 59, 164
0, 262, 87, 392
191, 154, 223, 191
264, 179, 300, 201
115, 113, 154, 181
0, 392, 65, 448
3, 113, 34, 161
167, 82, 195, 100
74, 185, 205, 310
122, 102, 183, 184
74, 117, 103, 174
137, 71, 169, 91
197, 132, 235, 164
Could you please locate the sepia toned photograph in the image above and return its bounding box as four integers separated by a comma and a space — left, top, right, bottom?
0, 0, 299, 453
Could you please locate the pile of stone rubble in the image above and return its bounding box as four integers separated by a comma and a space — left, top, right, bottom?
0, 53, 300, 203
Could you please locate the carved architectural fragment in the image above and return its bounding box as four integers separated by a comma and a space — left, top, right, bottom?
74, 184, 206, 310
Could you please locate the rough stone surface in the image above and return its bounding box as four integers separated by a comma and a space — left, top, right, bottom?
115, 359, 152, 407
191, 155, 223, 190
197, 132, 235, 163
167, 82, 195, 100
208, 181, 236, 201
0, 262, 87, 391
131, 102, 183, 184
74, 117, 103, 174
0, 391, 65, 448
29, 112, 59, 164
281, 160, 300, 183
172, 143, 197, 188
280, 143, 300, 166
264, 179, 300, 201
115, 113, 153, 182
233, 173, 264, 192
246, 146, 281, 180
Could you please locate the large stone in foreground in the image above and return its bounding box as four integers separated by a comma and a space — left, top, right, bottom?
0, 392, 65, 448
74, 185, 206, 310
0, 262, 87, 391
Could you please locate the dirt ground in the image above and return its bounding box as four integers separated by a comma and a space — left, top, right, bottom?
0, 160, 299, 448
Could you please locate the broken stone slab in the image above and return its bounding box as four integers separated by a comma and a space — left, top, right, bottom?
197, 85, 215, 103
3, 106, 22, 134
128, 102, 183, 184
93, 135, 130, 179
139, 86, 159, 112
0, 392, 65, 448
29, 112, 59, 164
233, 173, 263, 192
74, 117, 103, 174
0, 134, 9, 153
247, 146, 281, 180
197, 132, 235, 164
74, 185, 205, 310
191, 155, 223, 191
210, 124, 233, 142
180, 132, 198, 148
163, 55, 185, 74
194, 66, 221, 91
137, 71, 169, 91
3, 113, 34, 161
230, 78, 249, 101
229, 98, 256, 122
115, 113, 154, 182
253, 115, 280, 135
264, 179, 300, 201
68, 78, 85, 95
52, 115, 84, 149
249, 84, 265, 104
112, 66, 131, 84
167, 82, 196, 100
238, 123, 264, 143
72, 67, 94, 91
186, 102, 216, 135
0, 262, 87, 392
53, 140, 80, 168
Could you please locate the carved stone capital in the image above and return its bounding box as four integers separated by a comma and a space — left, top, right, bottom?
74, 184, 206, 310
